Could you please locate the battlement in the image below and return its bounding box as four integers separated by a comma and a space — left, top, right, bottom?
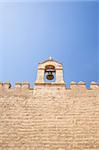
0, 81, 99, 90
0, 58, 99, 91
0, 82, 30, 90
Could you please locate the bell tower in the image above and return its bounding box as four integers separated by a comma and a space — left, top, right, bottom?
35, 57, 66, 88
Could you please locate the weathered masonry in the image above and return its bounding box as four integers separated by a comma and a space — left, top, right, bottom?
0, 57, 99, 150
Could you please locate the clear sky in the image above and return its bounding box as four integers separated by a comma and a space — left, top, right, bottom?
0, 1, 99, 87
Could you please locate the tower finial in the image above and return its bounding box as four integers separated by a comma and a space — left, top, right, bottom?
49, 56, 52, 60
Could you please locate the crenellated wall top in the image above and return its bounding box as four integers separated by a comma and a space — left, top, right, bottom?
0, 81, 99, 90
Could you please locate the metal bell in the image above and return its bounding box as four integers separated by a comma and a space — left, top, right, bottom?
46, 71, 54, 80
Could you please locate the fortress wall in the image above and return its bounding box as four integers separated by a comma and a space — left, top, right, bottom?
0, 82, 99, 150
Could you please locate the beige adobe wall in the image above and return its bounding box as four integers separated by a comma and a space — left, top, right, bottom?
0, 82, 99, 150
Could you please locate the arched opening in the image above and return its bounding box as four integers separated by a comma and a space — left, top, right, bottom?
44, 65, 56, 82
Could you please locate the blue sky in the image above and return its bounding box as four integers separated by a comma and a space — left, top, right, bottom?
0, 1, 99, 87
